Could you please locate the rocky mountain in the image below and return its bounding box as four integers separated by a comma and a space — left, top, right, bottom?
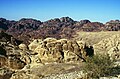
0, 17, 120, 44
105, 20, 120, 31
0, 18, 14, 30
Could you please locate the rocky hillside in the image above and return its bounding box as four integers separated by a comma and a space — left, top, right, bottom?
94, 34, 120, 60
74, 31, 120, 61
0, 17, 120, 44
0, 31, 94, 79
0, 31, 120, 79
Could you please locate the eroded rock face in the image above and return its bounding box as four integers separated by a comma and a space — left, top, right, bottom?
0, 47, 26, 69
0, 31, 22, 45
0, 67, 13, 79
29, 38, 94, 63
94, 34, 120, 60
0, 32, 26, 69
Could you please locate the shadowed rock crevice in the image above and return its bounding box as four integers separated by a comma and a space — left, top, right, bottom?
85, 45, 94, 57
0, 46, 6, 56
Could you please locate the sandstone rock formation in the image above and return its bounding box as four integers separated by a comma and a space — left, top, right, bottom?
28, 38, 94, 63
0, 32, 26, 69
19, 43, 28, 50
28, 39, 42, 51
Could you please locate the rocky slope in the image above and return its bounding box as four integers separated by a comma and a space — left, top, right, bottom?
0, 31, 94, 79
94, 34, 120, 60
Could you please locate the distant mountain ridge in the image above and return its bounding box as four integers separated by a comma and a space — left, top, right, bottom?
0, 17, 120, 44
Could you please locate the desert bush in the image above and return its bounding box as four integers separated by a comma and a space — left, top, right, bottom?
83, 53, 115, 78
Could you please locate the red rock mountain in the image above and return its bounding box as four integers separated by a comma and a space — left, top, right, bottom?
0, 17, 120, 44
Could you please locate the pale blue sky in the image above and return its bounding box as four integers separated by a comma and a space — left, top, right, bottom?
0, 0, 120, 23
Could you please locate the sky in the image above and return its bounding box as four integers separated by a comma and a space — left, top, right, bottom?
0, 0, 120, 23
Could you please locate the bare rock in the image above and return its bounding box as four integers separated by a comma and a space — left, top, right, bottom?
0, 67, 13, 79
43, 37, 57, 43
28, 39, 42, 51
19, 44, 27, 50
7, 56, 26, 69
0, 56, 7, 67
29, 38, 94, 63
80, 20, 91, 24
94, 34, 120, 60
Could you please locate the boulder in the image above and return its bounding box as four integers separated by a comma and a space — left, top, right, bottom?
28, 39, 42, 51
19, 44, 27, 50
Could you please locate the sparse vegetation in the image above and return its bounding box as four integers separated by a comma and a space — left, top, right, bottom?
83, 53, 115, 78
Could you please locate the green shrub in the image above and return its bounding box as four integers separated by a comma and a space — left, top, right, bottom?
83, 53, 115, 78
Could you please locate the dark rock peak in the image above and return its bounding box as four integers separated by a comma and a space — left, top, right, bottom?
7, 18, 42, 30
19, 18, 41, 23
44, 17, 74, 23
60, 17, 74, 22
0, 18, 10, 30
0, 18, 7, 22
47, 18, 61, 23
106, 20, 120, 24
80, 20, 91, 24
